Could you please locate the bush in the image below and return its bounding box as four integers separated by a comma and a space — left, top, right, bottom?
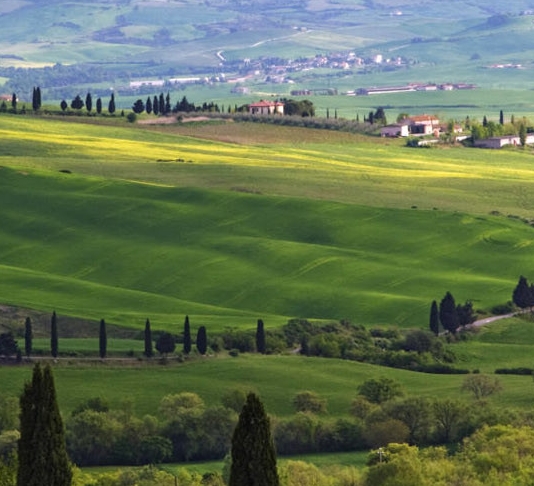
495, 367, 532, 375
126, 112, 137, 123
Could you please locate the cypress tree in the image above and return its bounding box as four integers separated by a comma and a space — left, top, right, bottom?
51, 311, 58, 358
197, 326, 207, 355
144, 318, 153, 358
439, 291, 459, 334
159, 93, 165, 115
85, 92, 92, 113
256, 319, 266, 354
153, 95, 159, 115
108, 93, 116, 114
96, 97, 102, 114
499, 109, 504, 125
429, 300, 440, 336
60, 100, 68, 112
17, 364, 73, 486
99, 318, 107, 359
146, 96, 152, 114
229, 393, 279, 486
24, 316, 32, 358
32, 87, 38, 111
11, 93, 17, 111
512, 275, 534, 310
183, 315, 191, 355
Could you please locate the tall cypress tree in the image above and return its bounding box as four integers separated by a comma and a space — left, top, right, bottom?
183, 315, 191, 355
196, 326, 207, 355
153, 95, 159, 115
96, 97, 102, 114
159, 93, 165, 116
229, 393, 279, 486
18, 364, 73, 486
256, 319, 266, 354
85, 92, 93, 113
144, 318, 153, 358
429, 300, 440, 336
24, 316, 32, 358
51, 311, 58, 358
439, 292, 459, 334
108, 93, 116, 114
99, 318, 107, 359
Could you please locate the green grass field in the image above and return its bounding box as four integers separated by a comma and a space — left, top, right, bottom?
2, 115, 534, 331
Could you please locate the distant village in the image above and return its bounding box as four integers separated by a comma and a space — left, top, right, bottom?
125, 50, 475, 98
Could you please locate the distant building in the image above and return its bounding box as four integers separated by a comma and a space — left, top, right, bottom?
248, 100, 284, 115
381, 114, 440, 137
474, 134, 534, 149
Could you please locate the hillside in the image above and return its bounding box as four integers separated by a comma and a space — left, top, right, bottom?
2, 115, 534, 331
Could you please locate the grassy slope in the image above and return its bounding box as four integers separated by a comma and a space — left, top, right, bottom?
1, 354, 532, 418
3, 117, 534, 329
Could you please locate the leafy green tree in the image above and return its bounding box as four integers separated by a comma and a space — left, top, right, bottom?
51, 310, 58, 358
85, 92, 92, 113
229, 393, 279, 486
363, 418, 410, 449
99, 318, 107, 359
96, 97, 102, 114
256, 319, 266, 354
144, 318, 153, 358
24, 317, 32, 358
384, 397, 433, 445
70, 95, 84, 110
0, 395, 18, 433
108, 93, 116, 114
461, 374, 502, 401
457, 300, 476, 327
221, 388, 247, 413
18, 364, 72, 486
512, 275, 534, 310
432, 398, 464, 443
183, 315, 191, 355
197, 326, 207, 355
439, 291, 459, 334
132, 99, 145, 114
292, 391, 327, 414
357, 377, 403, 404
155, 332, 175, 358
0, 333, 18, 358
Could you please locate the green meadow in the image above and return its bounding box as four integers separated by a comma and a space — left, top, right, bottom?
2, 116, 534, 330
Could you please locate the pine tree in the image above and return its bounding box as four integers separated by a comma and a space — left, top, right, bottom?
144, 318, 153, 358
108, 93, 116, 114
439, 292, 459, 334
24, 317, 32, 358
429, 300, 440, 336
99, 318, 107, 359
17, 364, 73, 486
51, 311, 58, 358
256, 319, 266, 354
197, 326, 207, 355
183, 315, 191, 355
229, 393, 279, 486
85, 92, 92, 113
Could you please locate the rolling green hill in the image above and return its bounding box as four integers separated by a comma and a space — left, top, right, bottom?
2, 115, 534, 331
